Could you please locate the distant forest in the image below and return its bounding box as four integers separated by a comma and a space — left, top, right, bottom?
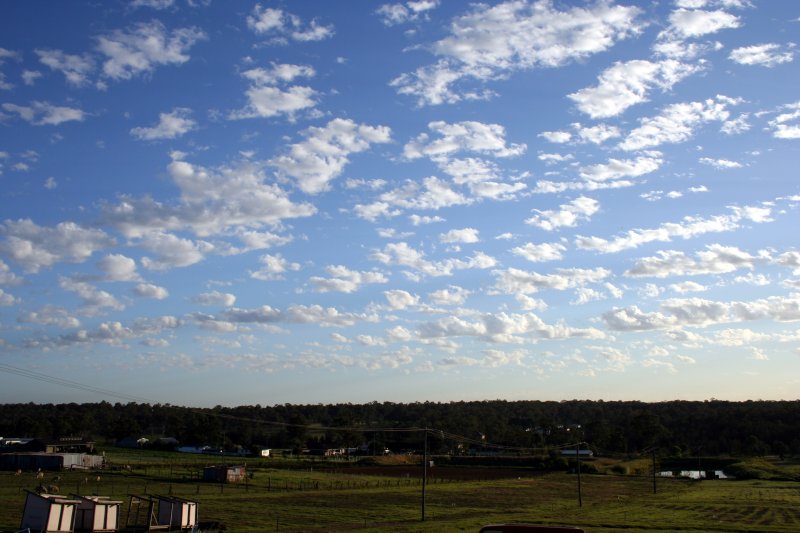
1, 400, 798, 457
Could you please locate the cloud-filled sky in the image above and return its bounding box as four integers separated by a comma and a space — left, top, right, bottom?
1, 0, 798, 406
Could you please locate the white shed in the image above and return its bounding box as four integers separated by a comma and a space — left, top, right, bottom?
75, 495, 122, 532
156, 495, 198, 529
20, 491, 81, 533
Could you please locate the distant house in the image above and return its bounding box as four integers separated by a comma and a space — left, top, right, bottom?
259, 448, 271, 458
44, 437, 95, 454
154, 437, 179, 449
203, 464, 246, 483
1, 452, 104, 471
178, 445, 213, 454
560, 449, 594, 458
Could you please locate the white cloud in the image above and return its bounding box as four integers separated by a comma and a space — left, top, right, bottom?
0, 259, 23, 286
0, 288, 19, 306
231, 63, 318, 121
384, 289, 420, 310
512, 242, 567, 263
721, 113, 751, 135
97, 20, 206, 80
440, 227, 479, 244
419, 311, 606, 344
35, 49, 95, 86
493, 266, 611, 295
619, 96, 738, 151
428, 285, 470, 306
131, 108, 196, 140
356, 177, 470, 222
371, 241, 496, 277
625, 244, 764, 277
570, 59, 701, 118
98, 254, 140, 281
603, 294, 800, 331
573, 123, 621, 144
579, 156, 662, 182
131, 0, 175, 8
271, 118, 392, 194
776, 250, 800, 275
768, 101, 800, 140
525, 196, 599, 230
377, 1, 439, 26
60, 277, 125, 313
730, 43, 795, 67
665, 8, 740, 39
538, 153, 573, 164
386, 325, 413, 342
22, 70, 42, 86
213, 304, 375, 328
669, 281, 707, 293
1, 101, 86, 126
250, 253, 300, 281
404, 120, 526, 160
577, 204, 771, 254
699, 157, 741, 169
0, 48, 19, 90
391, 0, 643, 106
539, 130, 571, 143
18, 305, 80, 328
410, 214, 445, 226
134, 283, 169, 300
0, 219, 114, 273
193, 291, 236, 307
102, 158, 316, 238
139, 232, 212, 270
714, 328, 771, 347
310, 265, 388, 293
247, 5, 334, 42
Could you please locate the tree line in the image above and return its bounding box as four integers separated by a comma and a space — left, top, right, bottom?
1, 399, 797, 457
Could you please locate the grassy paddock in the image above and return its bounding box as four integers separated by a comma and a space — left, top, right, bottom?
1, 451, 799, 532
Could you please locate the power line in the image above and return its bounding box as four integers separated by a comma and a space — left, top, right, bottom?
0, 363, 151, 404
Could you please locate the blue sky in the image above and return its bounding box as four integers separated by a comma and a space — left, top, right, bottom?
1, 0, 799, 407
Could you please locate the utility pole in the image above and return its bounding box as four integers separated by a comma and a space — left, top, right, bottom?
421, 428, 428, 521
576, 443, 582, 507
652, 448, 657, 494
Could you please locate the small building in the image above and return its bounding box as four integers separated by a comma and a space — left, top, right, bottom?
45, 437, 95, 454
203, 464, 246, 483
156, 495, 198, 529
20, 491, 81, 533
125, 495, 198, 531
259, 448, 271, 458
1, 452, 104, 471
559, 449, 594, 458
74, 495, 122, 533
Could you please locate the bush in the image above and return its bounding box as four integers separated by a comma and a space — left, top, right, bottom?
610, 464, 629, 475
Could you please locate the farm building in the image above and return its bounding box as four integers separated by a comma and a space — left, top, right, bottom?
20, 491, 81, 533
1, 452, 104, 471
125, 494, 198, 531
559, 449, 594, 458
74, 495, 122, 533
203, 464, 246, 483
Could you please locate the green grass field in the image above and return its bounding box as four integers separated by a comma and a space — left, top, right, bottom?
2, 450, 798, 532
